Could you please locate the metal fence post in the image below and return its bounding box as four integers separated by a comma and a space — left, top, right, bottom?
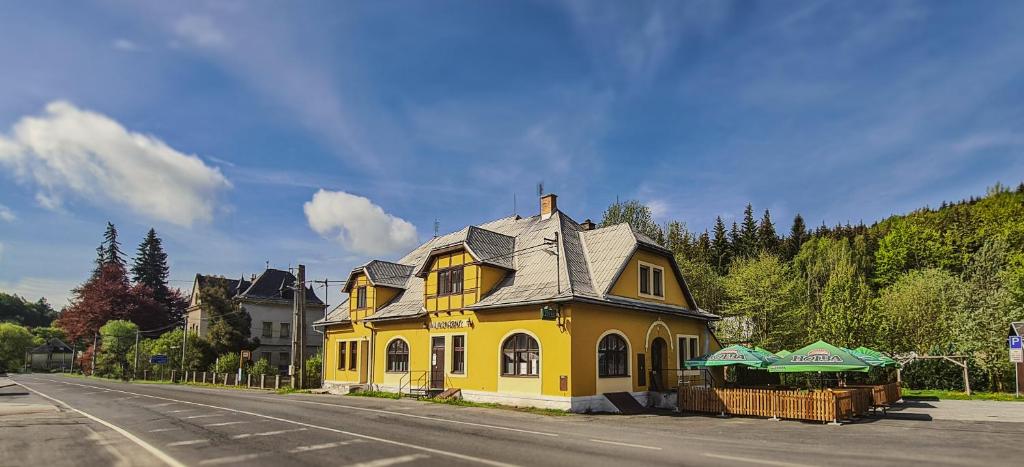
275, 375, 281, 390
261, 374, 266, 389
248, 374, 252, 388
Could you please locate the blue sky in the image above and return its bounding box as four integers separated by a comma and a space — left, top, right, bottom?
2, 1, 1023, 307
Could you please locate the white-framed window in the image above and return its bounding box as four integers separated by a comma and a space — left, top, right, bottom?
638, 261, 665, 299
262, 321, 273, 338
451, 335, 466, 374
677, 335, 699, 368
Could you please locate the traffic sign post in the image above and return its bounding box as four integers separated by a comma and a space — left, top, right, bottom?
1010, 337, 1022, 397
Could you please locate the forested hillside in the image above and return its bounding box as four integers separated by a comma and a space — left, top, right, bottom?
601, 183, 1024, 391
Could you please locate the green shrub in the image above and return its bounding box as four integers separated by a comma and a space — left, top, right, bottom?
305, 353, 322, 388
249, 358, 277, 376
212, 353, 240, 374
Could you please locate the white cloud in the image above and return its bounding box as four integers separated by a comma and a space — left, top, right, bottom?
0, 101, 231, 226
113, 38, 141, 51
173, 15, 227, 48
0, 204, 14, 222
304, 189, 419, 256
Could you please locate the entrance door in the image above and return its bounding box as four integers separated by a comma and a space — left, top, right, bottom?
650, 337, 666, 391
430, 336, 445, 390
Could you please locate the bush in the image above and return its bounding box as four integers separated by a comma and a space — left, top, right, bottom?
213, 353, 240, 374
249, 358, 277, 376
0, 323, 35, 373
305, 353, 322, 388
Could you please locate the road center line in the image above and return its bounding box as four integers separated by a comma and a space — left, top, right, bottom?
346, 454, 430, 467
231, 428, 307, 439
198, 453, 267, 465
166, 439, 208, 447
148, 428, 180, 433
702, 453, 817, 467
37, 377, 519, 467
289, 439, 365, 453
13, 380, 186, 467
204, 421, 246, 427
588, 439, 662, 450
183, 414, 221, 419
254, 396, 559, 437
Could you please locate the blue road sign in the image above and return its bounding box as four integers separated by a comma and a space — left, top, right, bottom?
150, 354, 169, 364
1011, 336, 1022, 349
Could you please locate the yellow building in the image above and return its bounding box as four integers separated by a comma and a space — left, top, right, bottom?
315, 194, 721, 412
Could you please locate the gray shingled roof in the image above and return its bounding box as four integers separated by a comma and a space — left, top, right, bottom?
237, 268, 324, 305
354, 208, 718, 324
313, 298, 351, 326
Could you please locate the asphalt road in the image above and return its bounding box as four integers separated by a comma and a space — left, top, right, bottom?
6, 374, 1024, 467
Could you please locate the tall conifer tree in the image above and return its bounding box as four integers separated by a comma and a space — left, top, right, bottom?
132, 229, 171, 307
757, 209, 779, 254
738, 203, 759, 258
784, 214, 808, 260
102, 222, 126, 268
711, 217, 731, 275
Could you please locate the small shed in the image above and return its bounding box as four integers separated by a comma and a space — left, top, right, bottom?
28, 338, 75, 371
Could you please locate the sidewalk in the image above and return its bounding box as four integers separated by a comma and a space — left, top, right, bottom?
891, 398, 1024, 422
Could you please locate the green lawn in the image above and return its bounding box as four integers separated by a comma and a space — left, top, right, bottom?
902, 388, 1024, 402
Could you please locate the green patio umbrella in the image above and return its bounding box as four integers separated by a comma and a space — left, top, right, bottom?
845, 347, 885, 367
774, 350, 791, 358
853, 346, 900, 368
704, 344, 779, 369
768, 341, 871, 373
684, 353, 710, 369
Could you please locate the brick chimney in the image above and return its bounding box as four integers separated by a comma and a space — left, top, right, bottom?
580, 218, 596, 231
540, 193, 558, 219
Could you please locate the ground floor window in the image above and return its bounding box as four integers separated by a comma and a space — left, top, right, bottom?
337, 342, 346, 370
452, 335, 465, 374
501, 333, 539, 377
386, 339, 409, 372
678, 336, 699, 366
349, 341, 358, 370
278, 352, 289, 374
598, 333, 628, 377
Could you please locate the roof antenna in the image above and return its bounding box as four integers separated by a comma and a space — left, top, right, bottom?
433, 219, 440, 238
265, 260, 269, 270
513, 193, 517, 216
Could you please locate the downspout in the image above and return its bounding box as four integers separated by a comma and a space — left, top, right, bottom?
368, 323, 376, 390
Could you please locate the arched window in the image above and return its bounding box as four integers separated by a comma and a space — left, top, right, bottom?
501, 333, 539, 376
598, 333, 629, 377
386, 339, 409, 373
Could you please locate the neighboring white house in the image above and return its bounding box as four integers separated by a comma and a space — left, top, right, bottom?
187, 269, 326, 373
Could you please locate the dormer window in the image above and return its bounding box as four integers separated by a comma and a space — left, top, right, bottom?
356, 286, 367, 309
437, 267, 464, 296
638, 261, 664, 299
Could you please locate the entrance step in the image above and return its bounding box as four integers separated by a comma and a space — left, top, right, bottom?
603, 392, 646, 415
435, 388, 462, 400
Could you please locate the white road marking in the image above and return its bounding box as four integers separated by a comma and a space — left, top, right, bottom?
153, 402, 177, 407
14, 380, 187, 467
230, 428, 307, 439
148, 428, 180, 433
38, 377, 518, 467
589, 439, 662, 450
288, 439, 365, 453
257, 396, 560, 437
183, 414, 221, 419
198, 453, 267, 465
166, 439, 208, 447
346, 454, 429, 467
203, 421, 247, 427
702, 453, 817, 467
166, 409, 193, 413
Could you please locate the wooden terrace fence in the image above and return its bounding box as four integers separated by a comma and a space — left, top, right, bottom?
841, 382, 901, 407
678, 386, 878, 423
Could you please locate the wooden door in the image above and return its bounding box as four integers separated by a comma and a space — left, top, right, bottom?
430, 336, 445, 390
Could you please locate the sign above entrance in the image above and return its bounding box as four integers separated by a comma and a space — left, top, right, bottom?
540, 305, 558, 321
429, 319, 471, 330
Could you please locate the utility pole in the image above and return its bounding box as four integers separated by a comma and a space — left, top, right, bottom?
181, 315, 188, 375
91, 333, 98, 376
133, 329, 140, 380
291, 264, 307, 389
